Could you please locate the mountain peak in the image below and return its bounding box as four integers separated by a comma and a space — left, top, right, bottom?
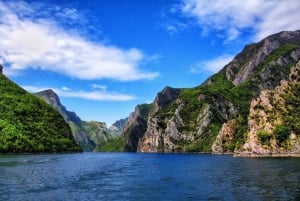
224, 30, 300, 86
35, 89, 61, 107
153, 86, 181, 114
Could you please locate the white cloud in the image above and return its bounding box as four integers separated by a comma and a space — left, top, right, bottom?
190, 55, 233, 73
181, 0, 300, 41
61, 86, 70, 91
0, 1, 158, 81
24, 85, 135, 101
91, 84, 107, 91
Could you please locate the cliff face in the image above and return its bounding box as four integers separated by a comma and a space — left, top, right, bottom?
123, 30, 300, 155
35, 90, 113, 151
109, 118, 128, 137
137, 87, 181, 152
122, 103, 152, 152
236, 61, 300, 156
35, 90, 81, 125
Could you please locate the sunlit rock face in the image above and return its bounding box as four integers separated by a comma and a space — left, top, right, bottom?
120, 30, 300, 156
237, 61, 300, 156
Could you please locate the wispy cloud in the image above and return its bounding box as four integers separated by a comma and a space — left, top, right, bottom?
61, 86, 71, 91
190, 55, 233, 73
91, 84, 107, 91
24, 85, 135, 101
0, 0, 158, 81
165, 22, 188, 35
180, 0, 300, 41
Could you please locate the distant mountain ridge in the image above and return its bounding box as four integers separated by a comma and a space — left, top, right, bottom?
35, 89, 123, 151
103, 30, 300, 156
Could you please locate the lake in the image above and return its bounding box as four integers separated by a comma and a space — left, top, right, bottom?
0, 153, 299, 201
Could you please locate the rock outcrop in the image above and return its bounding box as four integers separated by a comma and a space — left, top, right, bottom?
151, 86, 181, 115
212, 119, 237, 153
236, 61, 300, 156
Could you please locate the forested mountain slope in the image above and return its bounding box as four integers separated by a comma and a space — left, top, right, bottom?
0, 69, 82, 153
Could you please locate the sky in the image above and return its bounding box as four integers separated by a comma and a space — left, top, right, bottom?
0, 0, 300, 126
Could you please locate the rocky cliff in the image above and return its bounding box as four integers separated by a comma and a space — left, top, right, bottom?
35, 90, 113, 151
109, 118, 128, 137
235, 61, 300, 156
123, 30, 300, 155
122, 103, 152, 152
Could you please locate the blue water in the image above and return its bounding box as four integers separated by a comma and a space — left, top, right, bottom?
0, 153, 299, 201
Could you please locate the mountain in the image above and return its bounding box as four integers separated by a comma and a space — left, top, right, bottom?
122, 103, 152, 152
35, 89, 115, 151
233, 61, 300, 156
111, 30, 300, 156
108, 118, 128, 137
0, 68, 82, 153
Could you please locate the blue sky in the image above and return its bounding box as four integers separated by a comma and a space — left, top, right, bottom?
1, 0, 300, 126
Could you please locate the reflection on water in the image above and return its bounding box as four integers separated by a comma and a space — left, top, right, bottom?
0, 153, 299, 201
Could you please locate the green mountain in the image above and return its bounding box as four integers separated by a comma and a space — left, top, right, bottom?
0, 68, 82, 153
107, 30, 300, 156
35, 89, 117, 151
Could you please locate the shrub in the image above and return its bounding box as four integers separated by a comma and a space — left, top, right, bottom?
257, 130, 271, 144
274, 125, 290, 143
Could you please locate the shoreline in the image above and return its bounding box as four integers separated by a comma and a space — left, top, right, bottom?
233, 152, 300, 158
1, 151, 300, 157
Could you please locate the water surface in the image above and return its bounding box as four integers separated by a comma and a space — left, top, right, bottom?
0, 153, 299, 201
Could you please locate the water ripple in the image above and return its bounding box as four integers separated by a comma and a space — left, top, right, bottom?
0, 153, 299, 201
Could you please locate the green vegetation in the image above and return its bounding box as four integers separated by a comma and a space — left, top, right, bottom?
273, 125, 290, 144
260, 44, 299, 72
257, 130, 271, 145
283, 82, 300, 135
178, 88, 205, 131
155, 101, 177, 120
175, 71, 253, 152
97, 137, 125, 152
0, 74, 82, 153
186, 123, 221, 152
68, 121, 96, 151
139, 103, 153, 120
82, 121, 112, 144
149, 68, 255, 152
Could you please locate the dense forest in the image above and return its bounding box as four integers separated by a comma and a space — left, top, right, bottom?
0, 72, 82, 153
